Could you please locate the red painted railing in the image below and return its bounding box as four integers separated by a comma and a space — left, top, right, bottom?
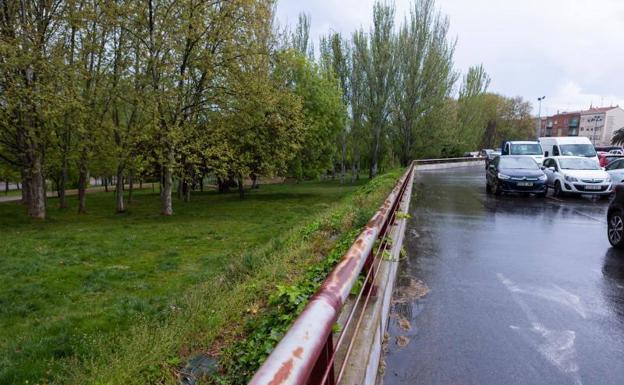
248, 164, 415, 385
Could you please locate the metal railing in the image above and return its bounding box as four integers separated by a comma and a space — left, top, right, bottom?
414, 156, 484, 165
248, 164, 415, 385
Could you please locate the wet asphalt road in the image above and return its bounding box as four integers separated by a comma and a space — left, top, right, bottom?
383, 166, 624, 385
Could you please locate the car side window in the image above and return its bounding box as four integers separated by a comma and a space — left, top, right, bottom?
612, 160, 624, 170
544, 159, 552, 168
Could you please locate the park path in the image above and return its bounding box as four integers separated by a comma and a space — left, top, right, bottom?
0, 183, 157, 203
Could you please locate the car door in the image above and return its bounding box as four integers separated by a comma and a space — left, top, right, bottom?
607, 159, 624, 183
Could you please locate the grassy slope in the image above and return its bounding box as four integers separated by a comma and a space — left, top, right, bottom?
0, 172, 401, 385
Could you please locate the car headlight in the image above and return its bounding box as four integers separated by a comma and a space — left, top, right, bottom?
564, 175, 578, 182
538, 174, 547, 181
497, 173, 511, 180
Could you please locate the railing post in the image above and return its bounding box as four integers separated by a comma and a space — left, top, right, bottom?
307, 333, 335, 385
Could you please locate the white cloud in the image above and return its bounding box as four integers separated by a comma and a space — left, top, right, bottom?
276, 0, 624, 115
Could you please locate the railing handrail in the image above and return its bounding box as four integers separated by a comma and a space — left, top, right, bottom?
414, 156, 484, 164
248, 164, 415, 385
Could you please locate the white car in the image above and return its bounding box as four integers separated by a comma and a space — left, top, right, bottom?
541, 156, 613, 197
606, 158, 624, 183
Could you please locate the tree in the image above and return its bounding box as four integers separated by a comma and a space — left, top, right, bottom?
0, 1, 70, 219
355, 2, 396, 178
320, 33, 351, 182
392, 0, 457, 166
456, 64, 491, 152
283, 50, 346, 180
612, 128, 624, 146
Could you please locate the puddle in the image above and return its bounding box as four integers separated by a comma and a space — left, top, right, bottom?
393, 277, 430, 304
179, 354, 217, 385
396, 335, 410, 347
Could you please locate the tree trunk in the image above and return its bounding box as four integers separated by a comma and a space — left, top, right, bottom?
251, 174, 258, 189
103, 177, 108, 193
78, 157, 88, 214
199, 176, 204, 192
129, 173, 134, 204
20, 169, 29, 205
26, 153, 46, 219
115, 165, 125, 213
161, 165, 173, 215
4, 181, 8, 195
59, 155, 68, 209
177, 178, 183, 200
237, 176, 244, 199
340, 133, 347, 184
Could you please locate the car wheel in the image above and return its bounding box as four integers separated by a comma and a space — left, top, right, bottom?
486, 182, 492, 194
608, 210, 624, 248
554, 181, 564, 197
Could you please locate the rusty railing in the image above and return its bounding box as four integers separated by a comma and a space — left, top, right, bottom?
414, 156, 484, 165
248, 164, 415, 385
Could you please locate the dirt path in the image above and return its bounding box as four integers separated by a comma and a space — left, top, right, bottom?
0, 183, 158, 203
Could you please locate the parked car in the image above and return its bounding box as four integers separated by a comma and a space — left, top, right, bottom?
501, 140, 544, 164
605, 157, 624, 183
599, 152, 624, 168
607, 184, 624, 248
539, 136, 598, 165
481, 149, 501, 169
541, 156, 613, 197
486, 155, 547, 197
596, 145, 623, 153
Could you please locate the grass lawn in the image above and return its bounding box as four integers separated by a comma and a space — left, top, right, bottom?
0, 174, 400, 385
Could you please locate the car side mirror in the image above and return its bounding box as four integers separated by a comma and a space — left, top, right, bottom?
544, 151, 549, 157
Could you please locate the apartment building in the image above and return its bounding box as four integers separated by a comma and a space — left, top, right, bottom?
540, 106, 624, 146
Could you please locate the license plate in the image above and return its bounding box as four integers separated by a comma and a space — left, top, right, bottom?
517, 182, 533, 187
585, 185, 601, 190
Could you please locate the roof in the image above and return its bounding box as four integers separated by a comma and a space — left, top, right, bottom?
580, 106, 619, 115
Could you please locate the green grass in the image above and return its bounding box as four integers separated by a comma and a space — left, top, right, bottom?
0, 172, 402, 385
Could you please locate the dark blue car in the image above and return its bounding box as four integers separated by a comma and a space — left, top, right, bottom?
486, 155, 548, 197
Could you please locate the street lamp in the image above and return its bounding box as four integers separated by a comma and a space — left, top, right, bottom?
588, 114, 603, 145
536, 96, 546, 139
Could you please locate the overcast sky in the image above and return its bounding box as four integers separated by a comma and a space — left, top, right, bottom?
275, 0, 624, 117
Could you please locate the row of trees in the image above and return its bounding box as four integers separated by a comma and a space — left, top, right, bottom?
0, 0, 535, 219
311, 1, 534, 180
0, 0, 347, 219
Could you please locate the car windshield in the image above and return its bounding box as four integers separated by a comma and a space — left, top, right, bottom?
499, 157, 539, 169
511, 143, 542, 155
558, 158, 600, 170
559, 144, 597, 157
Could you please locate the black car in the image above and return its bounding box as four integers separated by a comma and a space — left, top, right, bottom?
486, 155, 548, 197
481, 149, 501, 169
608, 185, 624, 248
